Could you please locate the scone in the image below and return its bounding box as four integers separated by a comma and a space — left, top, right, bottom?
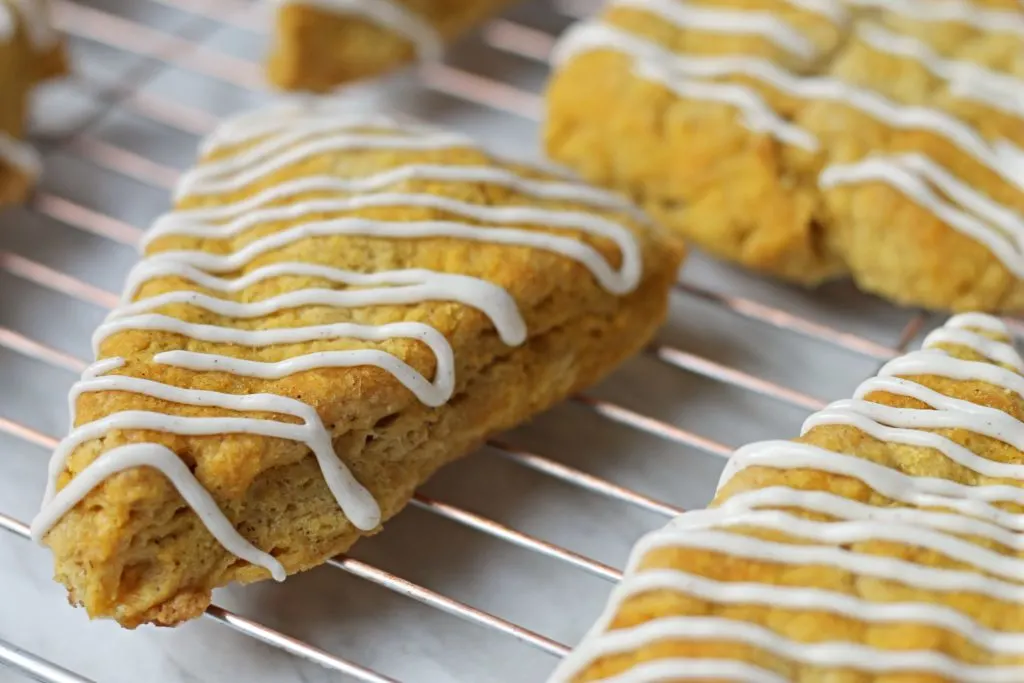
545, 0, 1024, 312
32, 101, 684, 628
551, 312, 1024, 683
267, 0, 511, 92
0, 0, 65, 204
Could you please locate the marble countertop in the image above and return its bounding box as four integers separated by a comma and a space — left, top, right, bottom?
0, 0, 930, 681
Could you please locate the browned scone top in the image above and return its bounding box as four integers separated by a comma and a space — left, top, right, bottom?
551, 312, 1024, 683
37, 101, 684, 628
545, 0, 1024, 312
0, 0, 66, 204
267, 0, 511, 92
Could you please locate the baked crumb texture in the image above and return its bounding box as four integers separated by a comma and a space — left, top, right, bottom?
36, 101, 684, 628
0, 0, 65, 204
552, 312, 1024, 683
546, 0, 1024, 312
268, 0, 511, 92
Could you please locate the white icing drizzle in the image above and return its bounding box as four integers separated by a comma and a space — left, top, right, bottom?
54, 371, 380, 529
130, 215, 639, 295
552, 314, 1024, 682
139, 194, 643, 278
145, 164, 648, 250
610, 0, 818, 60
162, 165, 644, 227
177, 129, 472, 199
273, 0, 442, 64
35, 107, 645, 581
557, 613, 1024, 682
857, 24, 1024, 120
820, 153, 1024, 276
199, 104, 365, 154
947, 311, 1012, 332
112, 266, 527, 346
553, 21, 1024, 193
30, 443, 287, 581
847, 0, 1024, 39
92, 316, 459, 406
552, 22, 818, 150
580, 658, 787, 683
562, 568, 1024, 662
781, 0, 848, 24
0, 131, 41, 178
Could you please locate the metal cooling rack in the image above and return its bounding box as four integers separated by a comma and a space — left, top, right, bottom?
0, 1, 953, 681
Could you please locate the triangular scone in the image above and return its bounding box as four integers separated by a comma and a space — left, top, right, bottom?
34, 102, 684, 628
268, 0, 511, 92
0, 0, 66, 204
551, 312, 1024, 683
545, 0, 1024, 312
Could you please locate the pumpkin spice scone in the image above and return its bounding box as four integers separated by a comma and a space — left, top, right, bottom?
30, 102, 684, 628
267, 0, 511, 92
545, 0, 1024, 312
0, 0, 65, 204
551, 312, 1024, 683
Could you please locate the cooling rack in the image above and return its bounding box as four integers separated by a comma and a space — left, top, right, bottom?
0, 1, 954, 681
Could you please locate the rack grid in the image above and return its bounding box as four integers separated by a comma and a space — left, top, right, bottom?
0, 1, 950, 681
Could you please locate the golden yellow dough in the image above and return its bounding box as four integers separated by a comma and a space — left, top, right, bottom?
268, 0, 510, 92
545, 0, 1024, 312
0, 0, 66, 204
41, 107, 684, 628
557, 314, 1024, 682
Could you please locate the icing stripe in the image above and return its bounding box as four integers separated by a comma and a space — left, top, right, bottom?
559, 615, 1024, 682
819, 154, 1024, 277
91, 316, 458, 407
674, 508, 1024, 583
177, 131, 473, 199
581, 658, 787, 683
781, 0, 848, 24
564, 568, 1024, 657
722, 441, 1024, 521
721, 486, 1024, 549
135, 216, 640, 295
151, 164, 648, 236
847, 0, 1024, 38
635, 527, 1024, 603
139, 193, 643, 276
199, 108, 417, 155
611, 0, 817, 60
113, 269, 527, 346
857, 24, 1024, 120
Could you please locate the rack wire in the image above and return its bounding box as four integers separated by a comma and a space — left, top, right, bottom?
0, 1, 941, 681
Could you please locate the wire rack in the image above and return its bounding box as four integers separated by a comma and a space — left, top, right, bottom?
0, 1, 958, 681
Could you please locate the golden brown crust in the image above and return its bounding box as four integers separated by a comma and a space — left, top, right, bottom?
560, 316, 1024, 682
267, 0, 511, 92
43, 113, 684, 628
544, 0, 1024, 312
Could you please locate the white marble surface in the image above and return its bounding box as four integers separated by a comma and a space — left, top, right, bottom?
0, 1, 932, 681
